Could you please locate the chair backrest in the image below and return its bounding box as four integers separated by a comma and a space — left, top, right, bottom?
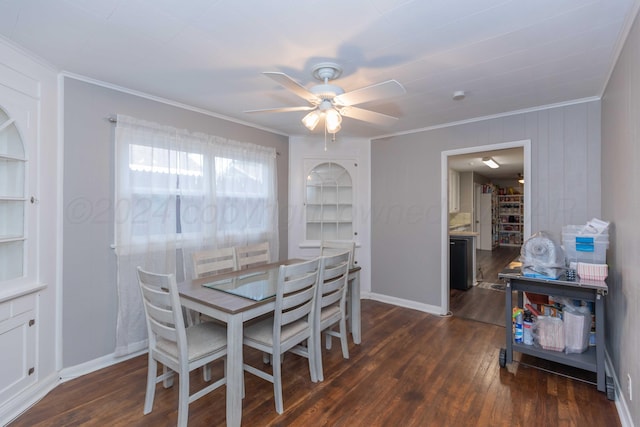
235, 242, 271, 270
273, 258, 321, 335
317, 251, 351, 311
320, 240, 355, 267
191, 246, 237, 279
137, 267, 187, 360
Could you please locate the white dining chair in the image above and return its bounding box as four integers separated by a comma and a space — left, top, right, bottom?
191, 246, 237, 279
235, 242, 271, 270
315, 251, 351, 381
320, 240, 356, 336
189, 246, 238, 327
137, 267, 227, 427
320, 240, 356, 267
242, 257, 321, 414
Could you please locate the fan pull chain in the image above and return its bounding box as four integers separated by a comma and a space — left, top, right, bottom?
324, 121, 328, 151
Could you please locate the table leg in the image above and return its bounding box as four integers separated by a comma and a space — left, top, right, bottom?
226, 315, 243, 427
595, 293, 605, 392
505, 280, 513, 364
349, 270, 361, 344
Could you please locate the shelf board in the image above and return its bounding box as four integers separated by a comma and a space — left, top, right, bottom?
512, 343, 597, 373
0, 236, 25, 243
0, 154, 26, 162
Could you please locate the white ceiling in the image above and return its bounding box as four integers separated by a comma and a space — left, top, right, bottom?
0, 0, 638, 141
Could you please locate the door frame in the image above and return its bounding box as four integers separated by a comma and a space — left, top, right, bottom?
440, 140, 531, 313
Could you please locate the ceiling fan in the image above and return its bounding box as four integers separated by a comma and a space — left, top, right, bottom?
245, 62, 406, 134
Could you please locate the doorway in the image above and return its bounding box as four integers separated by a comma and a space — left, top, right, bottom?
441, 140, 531, 325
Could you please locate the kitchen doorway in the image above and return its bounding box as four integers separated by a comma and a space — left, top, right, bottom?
441, 140, 531, 325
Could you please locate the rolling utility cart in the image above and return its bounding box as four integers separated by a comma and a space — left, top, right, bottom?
498, 268, 614, 399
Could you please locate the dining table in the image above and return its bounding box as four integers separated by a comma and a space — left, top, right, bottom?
178, 258, 362, 427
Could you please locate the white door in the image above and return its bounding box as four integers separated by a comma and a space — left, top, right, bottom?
478, 193, 493, 250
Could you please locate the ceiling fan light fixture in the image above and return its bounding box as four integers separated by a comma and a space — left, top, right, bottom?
302, 110, 320, 130
482, 157, 500, 169
325, 108, 342, 134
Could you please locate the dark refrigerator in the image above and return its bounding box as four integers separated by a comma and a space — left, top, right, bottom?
450, 237, 473, 290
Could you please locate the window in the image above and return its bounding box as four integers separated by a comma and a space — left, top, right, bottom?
127, 143, 205, 238
115, 115, 278, 251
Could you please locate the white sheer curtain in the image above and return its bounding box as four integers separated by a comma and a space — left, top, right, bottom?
114, 115, 278, 356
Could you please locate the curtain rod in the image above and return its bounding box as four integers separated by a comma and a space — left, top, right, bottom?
106, 115, 280, 155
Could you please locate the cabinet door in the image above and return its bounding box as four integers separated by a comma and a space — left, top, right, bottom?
0, 294, 37, 404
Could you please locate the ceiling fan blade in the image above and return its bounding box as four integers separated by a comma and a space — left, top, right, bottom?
263, 72, 321, 104
334, 80, 406, 106
339, 106, 399, 126
244, 106, 316, 114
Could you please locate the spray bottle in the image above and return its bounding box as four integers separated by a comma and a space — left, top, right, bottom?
523, 310, 534, 345
513, 308, 524, 344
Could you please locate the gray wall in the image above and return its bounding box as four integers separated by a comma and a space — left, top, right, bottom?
62, 78, 289, 367
602, 9, 640, 424
372, 101, 601, 306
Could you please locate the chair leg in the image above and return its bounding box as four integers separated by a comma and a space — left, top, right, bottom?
144, 354, 157, 414
315, 330, 324, 382
202, 364, 212, 382
272, 350, 284, 414
163, 365, 174, 388
325, 330, 333, 350
339, 318, 349, 359
177, 368, 190, 427
307, 340, 318, 384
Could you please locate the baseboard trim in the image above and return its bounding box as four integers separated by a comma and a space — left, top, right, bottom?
60, 348, 147, 383
605, 350, 633, 427
361, 292, 446, 316
0, 372, 59, 426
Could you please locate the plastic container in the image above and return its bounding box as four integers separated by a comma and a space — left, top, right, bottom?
562, 225, 609, 265
576, 262, 608, 281
535, 316, 564, 352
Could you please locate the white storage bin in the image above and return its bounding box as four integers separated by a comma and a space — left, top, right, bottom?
562, 225, 609, 265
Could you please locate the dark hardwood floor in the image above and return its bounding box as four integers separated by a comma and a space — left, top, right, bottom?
9, 299, 619, 427
450, 246, 520, 326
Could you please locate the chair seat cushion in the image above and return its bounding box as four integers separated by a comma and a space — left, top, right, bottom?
320, 305, 340, 321
244, 317, 309, 346
157, 321, 227, 362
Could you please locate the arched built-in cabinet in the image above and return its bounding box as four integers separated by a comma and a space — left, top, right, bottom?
0, 100, 39, 410
304, 160, 356, 243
